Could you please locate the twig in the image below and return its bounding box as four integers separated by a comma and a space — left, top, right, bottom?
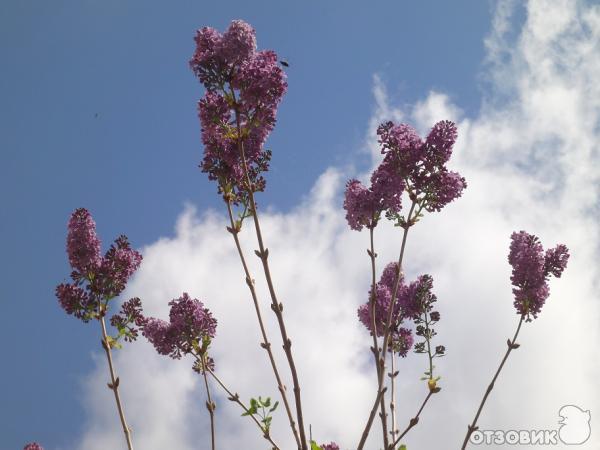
201, 355, 216, 450
225, 200, 302, 449
390, 390, 434, 449
460, 315, 524, 450
368, 227, 390, 448
99, 317, 134, 450
207, 367, 281, 450
389, 351, 398, 441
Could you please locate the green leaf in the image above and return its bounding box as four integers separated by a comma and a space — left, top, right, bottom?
398, 445, 407, 450
263, 397, 271, 407
269, 400, 279, 413
310, 441, 323, 450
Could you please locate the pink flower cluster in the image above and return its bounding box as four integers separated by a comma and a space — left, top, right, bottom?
508, 231, 569, 320
23, 443, 43, 450
343, 156, 404, 231
55, 208, 142, 323
377, 120, 466, 213
143, 293, 217, 363
190, 20, 287, 202
321, 443, 340, 450
344, 120, 466, 231
357, 262, 442, 356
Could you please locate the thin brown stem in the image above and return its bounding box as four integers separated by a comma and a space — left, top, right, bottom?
225, 200, 302, 449
207, 367, 281, 450
460, 315, 525, 450
389, 351, 398, 441
99, 317, 134, 450
357, 201, 417, 450
390, 390, 434, 449
368, 227, 390, 449
233, 103, 308, 450
201, 355, 216, 450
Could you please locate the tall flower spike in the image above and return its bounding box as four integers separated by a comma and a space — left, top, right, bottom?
376, 120, 466, 214
508, 231, 569, 320
57, 209, 143, 323
67, 208, 102, 274
191, 20, 287, 202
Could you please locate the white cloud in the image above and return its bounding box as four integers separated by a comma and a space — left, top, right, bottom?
76, 1, 600, 449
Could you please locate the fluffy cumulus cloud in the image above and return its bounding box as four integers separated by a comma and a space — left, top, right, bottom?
76, 1, 600, 449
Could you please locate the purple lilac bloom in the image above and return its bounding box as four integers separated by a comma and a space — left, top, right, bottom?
143, 293, 218, 362
343, 156, 405, 231
56, 209, 143, 323
357, 262, 407, 337
343, 179, 378, 231
55, 283, 95, 322
391, 327, 414, 357
66, 208, 102, 274
220, 20, 256, 65
544, 244, 570, 278
358, 262, 439, 356
321, 443, 340, 450
143, 318, 175, 356
423, 120, 458, 169
402, 274, 437, 320
110, 297, 146, 342
376, 120, 466, 213
358, 283, 395, 337
23, 444, 43, 450
509, 231, 569, 320
94, 235, 143, 298
190, 20, 287, 201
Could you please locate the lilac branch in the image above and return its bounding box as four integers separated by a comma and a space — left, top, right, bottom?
368, 227, 390, 449
206, 366, 281, 450
200, 354, 216, 450
225, 200, 302, 449
99, 316, 134, 450
461, 315, 524, 450
390, 390, 434, 449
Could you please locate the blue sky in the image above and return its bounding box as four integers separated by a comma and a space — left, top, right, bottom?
2, 1, 599, 449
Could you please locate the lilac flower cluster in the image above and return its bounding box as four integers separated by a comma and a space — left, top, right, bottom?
343, 120, 466, 231
23, 444, 43, 450
343, 156, 404, 231
66, 208, 102, 273
110, 297, 146, 342
412, 275, 445, 357
508, 231, 569, 320
190, 20, 287, 202
358, 263, 441, 356
143, 293, 217, 365
55, 209, 142, 324
321, 443, 340, 450
377, 120, 466, 213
